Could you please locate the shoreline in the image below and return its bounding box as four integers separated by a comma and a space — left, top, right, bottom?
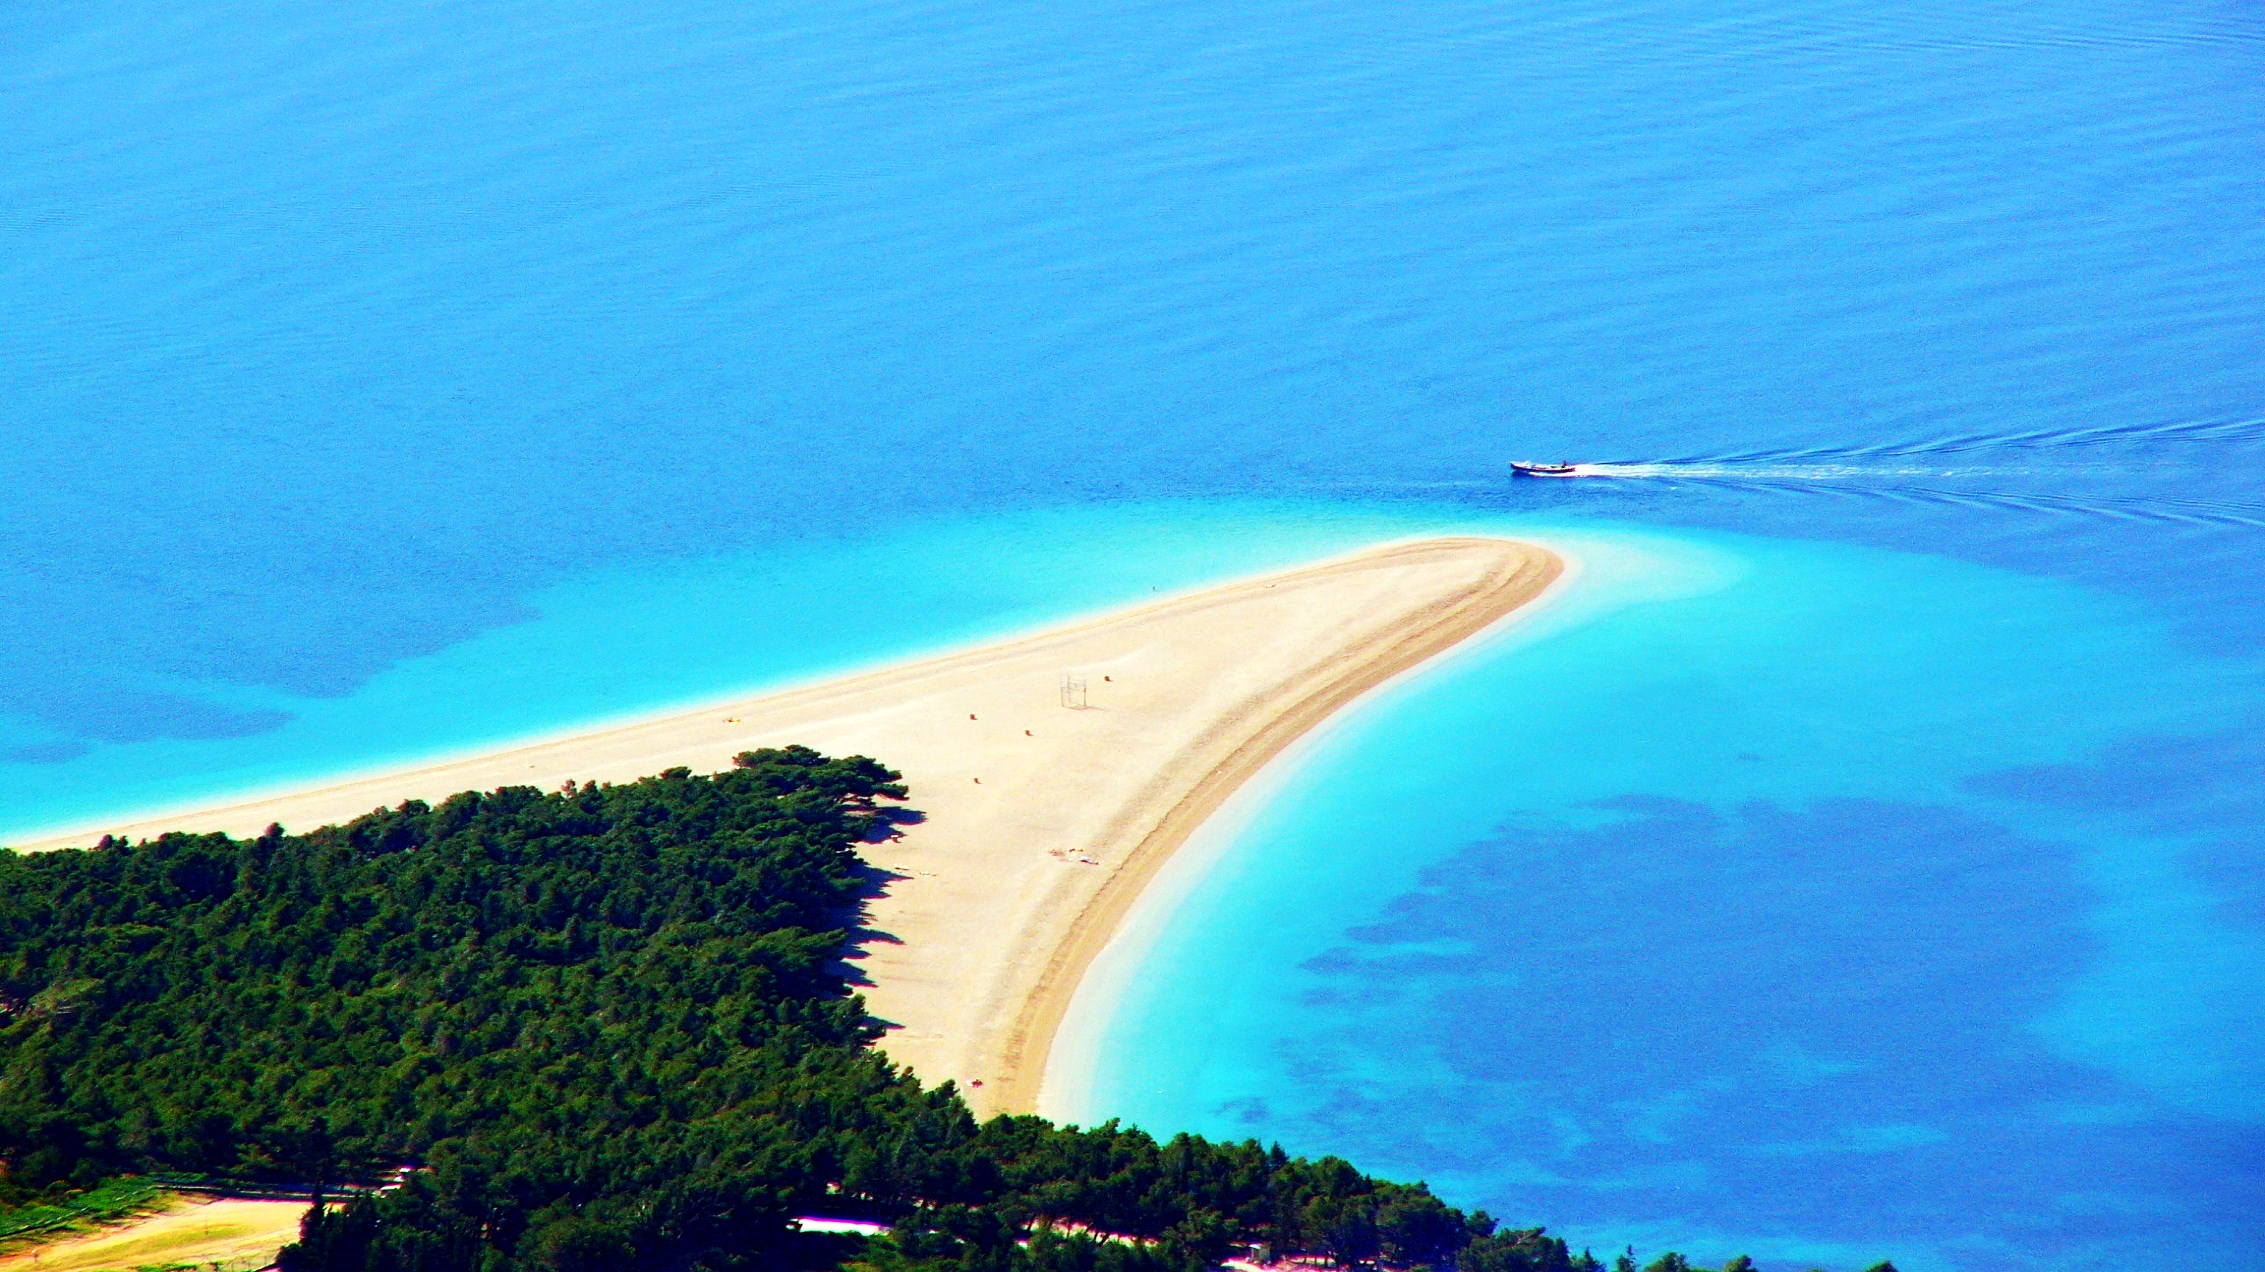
990, 540, 1570, 1114
15, 536, 1563, 1119
3, 529, 1485, 853
1034, 544, 1586, 1121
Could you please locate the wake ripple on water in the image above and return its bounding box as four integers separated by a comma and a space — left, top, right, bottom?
1520, 417, 2265, 531
1649, 414, 2265, 465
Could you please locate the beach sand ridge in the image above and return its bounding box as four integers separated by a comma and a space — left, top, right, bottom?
19, 536, 1562, 1117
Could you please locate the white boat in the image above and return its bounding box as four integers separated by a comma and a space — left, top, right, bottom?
1511, 461, 1582, 478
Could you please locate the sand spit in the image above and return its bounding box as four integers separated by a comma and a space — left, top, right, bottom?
20, 537, 1560, 1117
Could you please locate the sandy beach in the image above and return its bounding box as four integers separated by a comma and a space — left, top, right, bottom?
20, 536, 1560, 1116
0, 1197, 310, 1272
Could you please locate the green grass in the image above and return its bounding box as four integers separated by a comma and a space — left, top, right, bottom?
0, 1176, 165, 1246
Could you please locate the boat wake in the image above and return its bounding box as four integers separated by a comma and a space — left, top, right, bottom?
1497, 415, 2265, 530
1573, 462, 1949, 481
1641, 413, 2265, 465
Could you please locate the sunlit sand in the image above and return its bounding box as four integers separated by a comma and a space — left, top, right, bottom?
20, 537, 1561, 1116
0, 1197, 309, 1272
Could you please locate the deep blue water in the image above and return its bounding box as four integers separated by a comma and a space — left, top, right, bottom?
5, 0, 2263, 1267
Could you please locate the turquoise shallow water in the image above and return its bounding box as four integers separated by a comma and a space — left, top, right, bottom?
0, 502, 1418, 838
6, 0, 2264, 1265
1049, 522, 2264, 1270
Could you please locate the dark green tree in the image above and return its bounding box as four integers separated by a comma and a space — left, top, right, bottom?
0, 751, 1891, 1272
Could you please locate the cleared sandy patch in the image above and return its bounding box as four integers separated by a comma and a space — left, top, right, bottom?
20, 537, 1560, 1116
0, 1196, 308, 1272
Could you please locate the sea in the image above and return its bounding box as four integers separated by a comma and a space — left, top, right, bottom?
3, 0, 2260, 1267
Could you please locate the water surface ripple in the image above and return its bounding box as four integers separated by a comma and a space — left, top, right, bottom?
5, 0, 2262, 1266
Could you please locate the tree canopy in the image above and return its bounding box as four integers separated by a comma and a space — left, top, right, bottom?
0, 750, 1826, 1272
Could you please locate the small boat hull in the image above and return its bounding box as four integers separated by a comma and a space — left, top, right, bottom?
1511, 462, 1582, 478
